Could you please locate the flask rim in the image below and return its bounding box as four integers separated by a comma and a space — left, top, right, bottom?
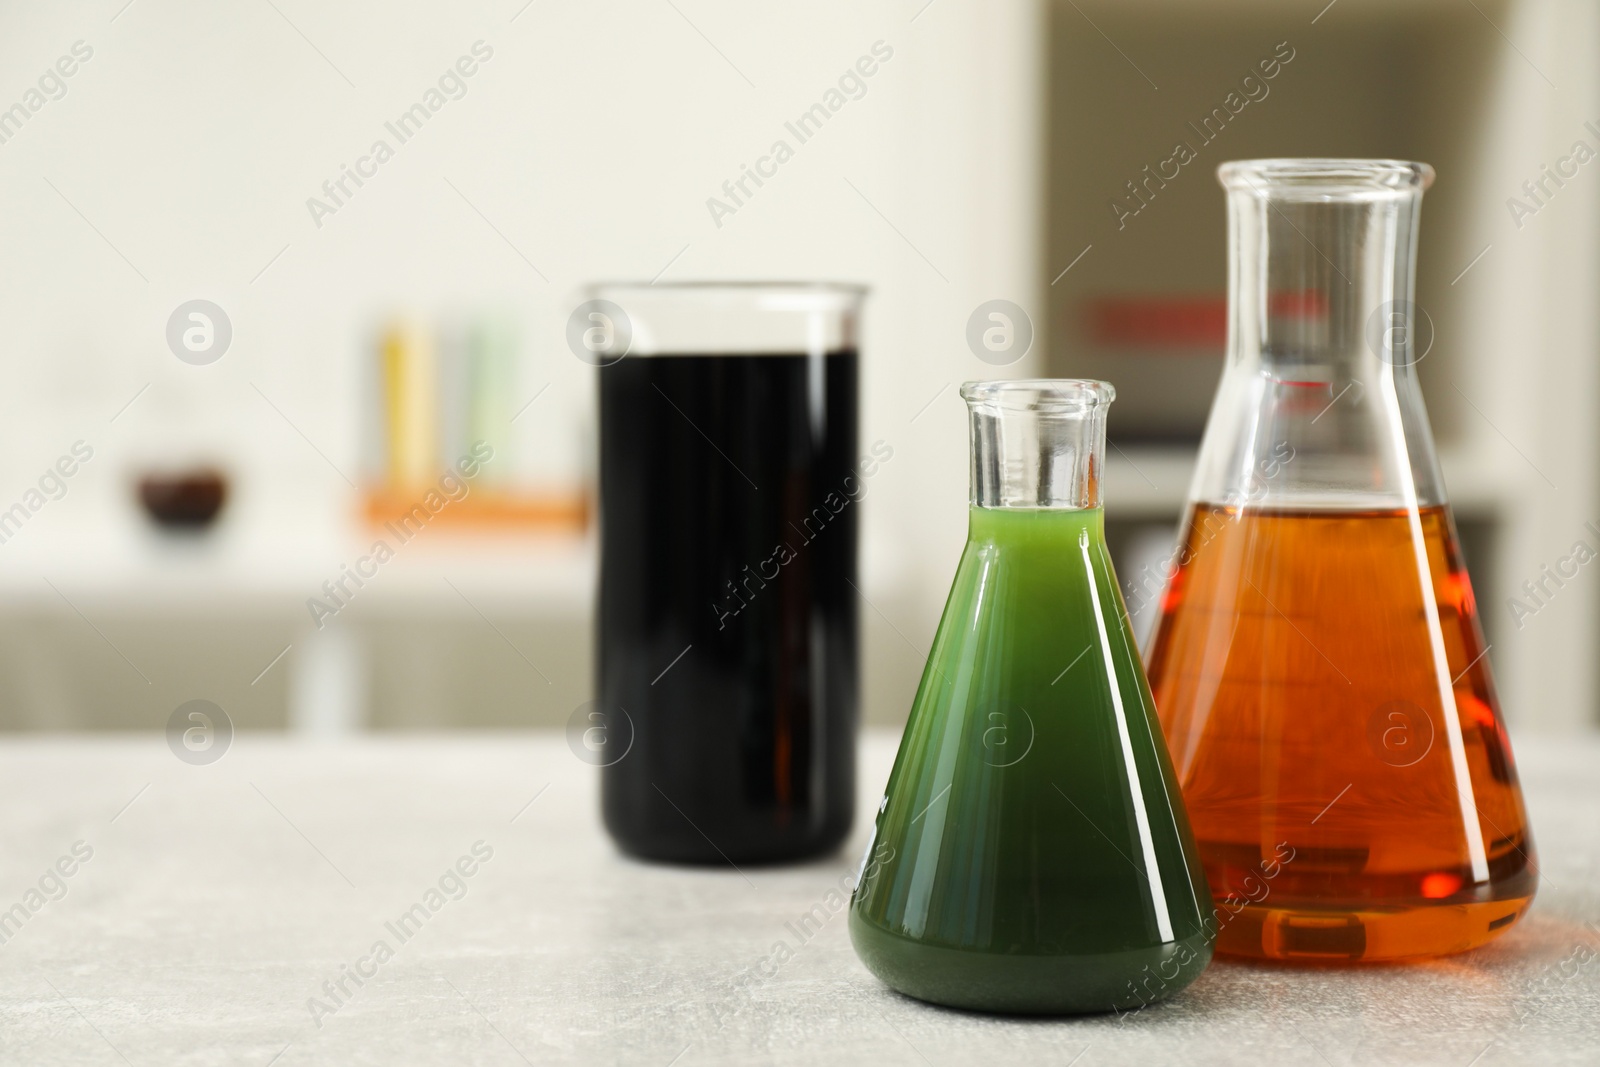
961, 379, 1114, 416
1218, 158, 1435, 197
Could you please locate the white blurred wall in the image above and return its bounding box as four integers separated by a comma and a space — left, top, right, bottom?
0, 0, 1046, 727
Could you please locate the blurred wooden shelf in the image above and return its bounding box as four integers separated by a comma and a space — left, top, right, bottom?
362, 488, 589, 533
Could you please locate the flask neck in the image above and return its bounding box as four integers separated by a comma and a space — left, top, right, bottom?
1194, 160, 1445, 510
1224, 161, 1430, 377
963, 380, 1113, 509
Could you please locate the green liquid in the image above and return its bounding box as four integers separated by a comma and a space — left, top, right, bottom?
849, 507, 1212, 1014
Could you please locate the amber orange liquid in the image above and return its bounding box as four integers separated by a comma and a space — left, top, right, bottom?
1145, 504, 1536, 961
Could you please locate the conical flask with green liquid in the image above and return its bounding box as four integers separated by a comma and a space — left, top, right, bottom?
849, 380, 1213, 1014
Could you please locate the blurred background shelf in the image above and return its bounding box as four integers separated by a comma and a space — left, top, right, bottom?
1104, 446, 1528, 518
0, 527, 594, 612
1047, 0, 1600, 733
0, 0, 1595, 735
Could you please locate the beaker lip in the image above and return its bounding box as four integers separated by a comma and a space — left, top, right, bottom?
584, 280, 868, 309
961, 379, 1115, 414
1218, 158, 1435, 196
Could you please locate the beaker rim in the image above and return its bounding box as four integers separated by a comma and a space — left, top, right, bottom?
584, 281, 868, 311
1218, 159, 1435, 196
961, 379, 1115, 414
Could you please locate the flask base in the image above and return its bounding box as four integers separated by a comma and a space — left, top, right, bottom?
848, 912, 1212, 1015
1214, 898, 1533, 962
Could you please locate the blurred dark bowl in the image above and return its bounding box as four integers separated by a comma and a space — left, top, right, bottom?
137, 469, 229, 531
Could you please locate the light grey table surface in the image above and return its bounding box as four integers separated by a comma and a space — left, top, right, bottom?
0, 730, 1595, 1067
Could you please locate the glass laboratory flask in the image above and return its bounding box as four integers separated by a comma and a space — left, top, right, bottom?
1144, 160, 1536, 962
850, 381, 1212, 1015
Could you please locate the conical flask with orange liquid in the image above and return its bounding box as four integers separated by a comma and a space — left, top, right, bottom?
1144, 160, 1536, 962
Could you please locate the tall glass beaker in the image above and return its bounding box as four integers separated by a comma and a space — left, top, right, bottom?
593, 283, 865, 865
850, 380, 1212, 1015
1144, 160, 1536, 961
